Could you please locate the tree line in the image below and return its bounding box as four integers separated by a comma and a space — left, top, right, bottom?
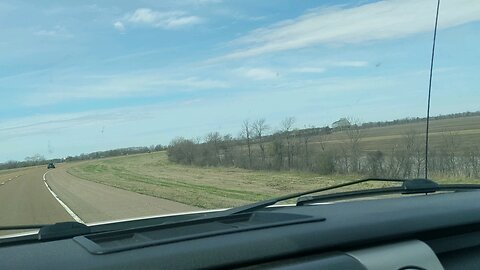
0, 145, 165, 170
63, 145, 165, 162
2, 110, 478, 176
167, 115, 480, 179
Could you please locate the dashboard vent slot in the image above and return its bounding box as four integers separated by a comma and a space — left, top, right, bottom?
74, 212, 325, 254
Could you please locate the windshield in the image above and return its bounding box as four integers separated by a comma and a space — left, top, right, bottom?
1, 0, 479, 236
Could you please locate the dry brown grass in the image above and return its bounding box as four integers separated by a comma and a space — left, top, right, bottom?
67, 152, 392, 209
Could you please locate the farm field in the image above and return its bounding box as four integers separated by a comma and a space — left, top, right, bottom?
313, 116, 480, 153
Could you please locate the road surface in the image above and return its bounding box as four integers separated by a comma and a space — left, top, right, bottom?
0, 164, 199, 236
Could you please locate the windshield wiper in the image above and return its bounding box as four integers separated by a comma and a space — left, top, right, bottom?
219, 178, 408, 216
220, 178, 480, 216
0, 222, 90, 241
0, 224, 49, 231
297, 181, 480, 206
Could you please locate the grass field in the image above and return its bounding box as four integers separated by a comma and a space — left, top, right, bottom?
67, 151, 372, 209
67, 150, 480, 209
313, 116, 480, 153
65, 115, 480, 209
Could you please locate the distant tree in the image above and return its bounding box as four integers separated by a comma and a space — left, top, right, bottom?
270, 134, 284, 170
438, 131, 459, 176
252, 119, 269, 167
205, 132, 223, 165
167, 137, 196, 165
154, 144, 165, 151
281, 117, 296, 170
365, 151, 384, 177
24, 154, 45, 162
344, 119, 362, 173
241, 120, 253, 168
220, 134, 235, 166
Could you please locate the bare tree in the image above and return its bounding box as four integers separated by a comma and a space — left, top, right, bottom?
438, 131, 459, 176
404, 129, 424, 177
167, 137, 196, 165
271, 133, 284, 170
205, 132, 222, 165
281, 117, 296, 170
462, 146, 479, 178
317, 131, 328, 152
344, 119, 362, 173
365, 150, 384, 177
301, 125, 317, 170
252, 119, 269, 167
220, 134, 234, 166
241, 120, 253, 168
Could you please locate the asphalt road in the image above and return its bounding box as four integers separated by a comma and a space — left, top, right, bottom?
0, 164, 199, 236
0, 167, 73, 235
46, 164, 199, 223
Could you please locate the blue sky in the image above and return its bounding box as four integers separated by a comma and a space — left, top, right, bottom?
0, 0, 479, 162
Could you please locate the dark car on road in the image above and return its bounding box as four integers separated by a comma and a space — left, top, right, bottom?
47, 163, 55, 169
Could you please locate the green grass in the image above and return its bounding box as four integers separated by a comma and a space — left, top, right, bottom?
67, 152, 376, 209
64, 115, 480, 209
67, 151, 480, 209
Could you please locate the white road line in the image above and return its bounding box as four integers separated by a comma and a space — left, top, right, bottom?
0, 175, 20, 186
43, 171, 85, 224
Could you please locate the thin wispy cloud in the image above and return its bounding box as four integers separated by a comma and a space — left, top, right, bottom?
291, 67, 326, 74
237, 68, 278, 80
23, 72, 229, 106
34, 26, 73, 38
334, 61, 368, 68
289, 60, 367, 74
0, 105, 160, 144
194, 0, 223, 4
214, 0, 480, 61
2, 0, 479, 162
116, 8, 203, 30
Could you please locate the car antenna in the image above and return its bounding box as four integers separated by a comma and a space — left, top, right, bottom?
425, 0, 441, 179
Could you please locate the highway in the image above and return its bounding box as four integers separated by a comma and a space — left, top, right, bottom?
0, 165, 199, 236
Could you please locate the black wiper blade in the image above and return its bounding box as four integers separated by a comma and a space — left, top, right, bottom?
37, 221, 90, 240
297, 180, 480, 206
0, 224, 49, 231
221, 178, 411, 216
0, 222, 90, 241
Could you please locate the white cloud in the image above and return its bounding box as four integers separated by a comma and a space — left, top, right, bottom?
237, 68, 278, 80
35, 30, 57, 36
23, 72, 229, 106
34, 26, 72, 38
334, 61, 368, 68
194, 0, 222, 4
291, 67, 326, 74
113, 21, 125, 31
289, 60, 367, 74
216, 0, 480, 60
121, 8, 202, 29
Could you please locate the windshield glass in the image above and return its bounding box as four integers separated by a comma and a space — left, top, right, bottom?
1, 0, 479, 236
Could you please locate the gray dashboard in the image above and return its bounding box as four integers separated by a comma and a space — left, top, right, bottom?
1, 191, 480, 269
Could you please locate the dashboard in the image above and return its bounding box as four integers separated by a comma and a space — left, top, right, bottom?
1, 191, 480, 269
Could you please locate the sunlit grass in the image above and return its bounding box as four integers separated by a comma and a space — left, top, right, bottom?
67, 150, 480, 209
68, 152, 363, 209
